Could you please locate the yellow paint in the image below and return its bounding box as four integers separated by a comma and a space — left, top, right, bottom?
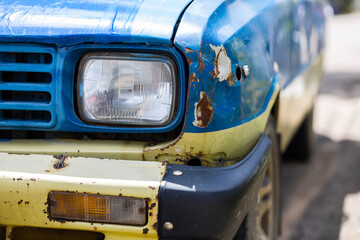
144, 82, 280, 167
0, 154, 165, 239
0, 82, 279, 167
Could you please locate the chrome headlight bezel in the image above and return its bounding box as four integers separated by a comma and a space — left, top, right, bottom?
76, 52, 178, 127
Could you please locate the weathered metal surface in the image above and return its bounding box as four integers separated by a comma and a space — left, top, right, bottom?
174, 0, 327, 135
0, 0, 193, 45
0, 154, 165, 239
0, 0, 328, 167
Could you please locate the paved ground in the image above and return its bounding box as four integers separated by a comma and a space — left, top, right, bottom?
280, 13, 360, 240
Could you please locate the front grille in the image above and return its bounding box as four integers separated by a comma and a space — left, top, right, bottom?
0, 45, 56, 128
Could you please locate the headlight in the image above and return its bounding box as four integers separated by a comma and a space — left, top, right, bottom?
77, 53, 176, 126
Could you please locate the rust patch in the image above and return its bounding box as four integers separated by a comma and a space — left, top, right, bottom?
93, 227, 97, 231
226, 72, 235, 86
198, 51, 205, 73
44, 170, 51, 173
193, 91, 214, 128
18, 200, 23, 205
25, 201, 29, 206
149, 202, 156, 210
142, 228, 149, 234
53, 155, 68, 169
189, 73, 198, 82
152, 222, 158, 231
185, 45, 205, 73
186, 57, 193, 66
185, 47, 196, 54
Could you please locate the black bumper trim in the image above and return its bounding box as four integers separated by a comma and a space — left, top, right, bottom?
158, 134, 272, 240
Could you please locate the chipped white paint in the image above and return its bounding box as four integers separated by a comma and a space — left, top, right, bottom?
210, 44, 232, 82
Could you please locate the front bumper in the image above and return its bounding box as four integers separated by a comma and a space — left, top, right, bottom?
0, 134, 271, 240
158, 134, 272, 240
0, 154, 165, 240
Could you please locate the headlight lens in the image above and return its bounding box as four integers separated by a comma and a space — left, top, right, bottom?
78, 53, 176, 126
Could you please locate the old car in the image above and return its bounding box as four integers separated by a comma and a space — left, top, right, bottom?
0, 0, 331, 239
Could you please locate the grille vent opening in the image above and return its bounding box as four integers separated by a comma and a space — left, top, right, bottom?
0, 52, 52, 64
0, 47, 56, 128
0, 110, 51, 123
0, 72, 52, 83
0, 91, 51, 103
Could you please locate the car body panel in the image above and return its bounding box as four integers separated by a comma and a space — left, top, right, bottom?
0, 0, 193, 45
0, 83, 278, 167
0, 153, 165, 239
0, 0, 330, 238
278, 52, 323, 151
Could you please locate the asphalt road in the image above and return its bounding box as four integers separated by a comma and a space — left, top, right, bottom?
280, 13, 360, 240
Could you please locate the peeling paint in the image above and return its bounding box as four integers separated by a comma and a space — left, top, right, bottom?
210, 44, 235, 85
193, 91, 214, 128
189, 73, 198, 82
198, 51, 205, 73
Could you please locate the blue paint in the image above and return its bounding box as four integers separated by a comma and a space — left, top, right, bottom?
0, 0, 328, 134
0, 0, 192, 46
174, 0, 327, 133
0, 43, 187, 133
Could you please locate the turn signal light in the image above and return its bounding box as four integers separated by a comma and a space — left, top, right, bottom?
48, 192, 147, 226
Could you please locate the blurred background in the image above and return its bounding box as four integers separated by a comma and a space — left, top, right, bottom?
281, 0, 360, 239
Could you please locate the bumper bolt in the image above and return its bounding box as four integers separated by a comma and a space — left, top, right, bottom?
242, 65, 250, 78
164, 222, 174, 230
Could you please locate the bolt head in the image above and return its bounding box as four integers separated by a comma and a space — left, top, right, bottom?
242, 65, 250, 78
173, 170, 183, 176
164, 222, 174, 230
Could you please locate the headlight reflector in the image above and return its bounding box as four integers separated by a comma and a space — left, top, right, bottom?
78, 53, 176, 126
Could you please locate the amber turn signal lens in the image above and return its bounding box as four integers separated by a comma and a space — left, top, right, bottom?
48, 192, 147, 226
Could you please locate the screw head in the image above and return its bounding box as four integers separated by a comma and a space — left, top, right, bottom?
173, 170, 183, 176
242, 65, 250, 78
164, 222, 174, 230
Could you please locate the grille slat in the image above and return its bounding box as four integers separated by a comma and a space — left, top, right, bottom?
0, 83, 51, 92
0, 102, 50, 111
0, 63, 53, 72
0, 44, 56, 129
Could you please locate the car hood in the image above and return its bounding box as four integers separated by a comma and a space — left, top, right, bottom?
0, 0, 193, 46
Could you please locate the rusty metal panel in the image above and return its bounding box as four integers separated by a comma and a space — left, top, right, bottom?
0, 154, 165, 239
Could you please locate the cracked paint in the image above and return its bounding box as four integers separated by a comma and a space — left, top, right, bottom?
193, 91, 214, 128
210, 44, 235, 86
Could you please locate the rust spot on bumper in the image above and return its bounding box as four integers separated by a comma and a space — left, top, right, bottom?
193, 91, 214, 128
53, 155, 68, 169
